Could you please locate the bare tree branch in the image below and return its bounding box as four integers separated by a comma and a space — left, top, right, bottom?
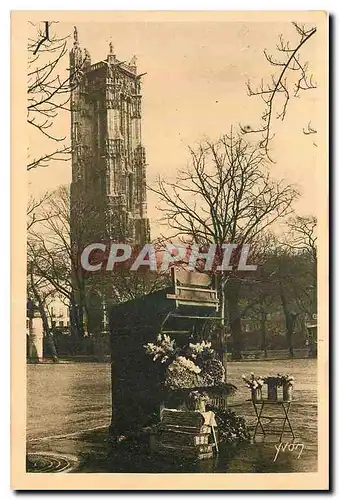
27, 21, 86, 170
150, 130, 299, 249
240, 22, 317, 161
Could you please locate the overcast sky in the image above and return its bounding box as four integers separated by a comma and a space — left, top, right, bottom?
28, 15, 324, 238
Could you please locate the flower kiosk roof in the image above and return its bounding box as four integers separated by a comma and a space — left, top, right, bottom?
109, 286, 221, 437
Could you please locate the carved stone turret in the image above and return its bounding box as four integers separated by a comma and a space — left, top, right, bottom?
70, 28, 150, 245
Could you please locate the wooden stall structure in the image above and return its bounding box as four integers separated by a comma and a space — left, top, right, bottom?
167, 267, 219, 311
109, 271, 222, 439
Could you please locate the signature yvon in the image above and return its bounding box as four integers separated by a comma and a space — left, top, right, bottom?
273, 442, 304, 462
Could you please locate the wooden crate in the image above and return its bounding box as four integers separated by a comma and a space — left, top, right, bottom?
157, 423, 211, 435
157, 430, 210, 447
161, 409, 206, 427
151, 409, 217, 460
156, 442, 214, 459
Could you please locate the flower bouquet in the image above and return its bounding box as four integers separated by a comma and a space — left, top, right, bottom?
144, 333, 176, 365
144, 335, 237, 410
277, 373, 295, 401
242, 373, 264, 402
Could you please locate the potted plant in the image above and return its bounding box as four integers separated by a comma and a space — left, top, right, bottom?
278, 373, 295, 401
187, 390, 210, 412
265, 375, 281, 401
241, 373, 264, 402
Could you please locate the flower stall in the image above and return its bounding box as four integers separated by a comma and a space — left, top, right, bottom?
109, 286, 236, 440
144, 334, 238, 459
109, 283, 249, 459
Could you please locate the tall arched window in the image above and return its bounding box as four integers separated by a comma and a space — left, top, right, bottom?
126, 98, 131, 157
120, 94, 125, 137
128, 173, 133, 211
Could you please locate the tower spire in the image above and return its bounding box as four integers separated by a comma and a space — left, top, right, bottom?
107, 39, 116, 63
73, 26, 79, 47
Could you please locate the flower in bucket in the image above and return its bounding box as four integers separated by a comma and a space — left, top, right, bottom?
242, 373, 265, 390
277, 373, 295, 386
188, 390, 209, 403
186, 390, 211, 411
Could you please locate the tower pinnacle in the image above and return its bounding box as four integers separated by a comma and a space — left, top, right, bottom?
73, 26, 79, 46
130, 55, 137, 68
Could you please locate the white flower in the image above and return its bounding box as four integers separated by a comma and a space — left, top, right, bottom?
189, 340, 213, 354
176, 356, 201, 374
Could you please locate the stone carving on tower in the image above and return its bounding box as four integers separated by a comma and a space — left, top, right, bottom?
70, 27, 150, 246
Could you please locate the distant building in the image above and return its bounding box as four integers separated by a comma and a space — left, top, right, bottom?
26, 296, 70, 330
46, 296, 70, 329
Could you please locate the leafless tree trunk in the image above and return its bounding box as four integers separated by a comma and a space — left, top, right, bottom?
28, 263, 59, 362
150, 130, 299, 359
259, 296, 268, 358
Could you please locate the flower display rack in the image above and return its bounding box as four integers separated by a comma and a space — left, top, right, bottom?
242, 373, 295, 402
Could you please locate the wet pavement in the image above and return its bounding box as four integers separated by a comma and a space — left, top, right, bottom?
27, 359, 317, 473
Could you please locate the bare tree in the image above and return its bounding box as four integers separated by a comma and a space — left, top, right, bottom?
239, 233, 281, 358
27, 192, 53, 230
27, 21, 85, 171
28, 186, 169, 347
151, 130, 299, 359
241, 22, 317, 161
286, 215, 317, 258
264, 216, 316, 358
28, 185, 97, 341
285, 215, 317, 319
108, 264, 171, 305
27, 254, 59, 362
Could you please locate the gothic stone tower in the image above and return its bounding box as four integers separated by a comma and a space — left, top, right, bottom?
70, 27, 150, 246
